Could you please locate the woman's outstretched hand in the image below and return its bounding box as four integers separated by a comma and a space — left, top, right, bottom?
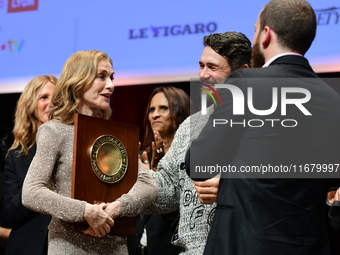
139, 150, 151, 170
151, 131, 165, 171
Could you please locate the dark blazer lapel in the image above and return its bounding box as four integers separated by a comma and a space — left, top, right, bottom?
140, 214, 149, 226
22, 144, 36, 170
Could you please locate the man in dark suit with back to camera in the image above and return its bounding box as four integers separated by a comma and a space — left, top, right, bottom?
186, 0, 340, 254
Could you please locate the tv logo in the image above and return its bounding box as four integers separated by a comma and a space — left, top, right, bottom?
1, 39, 24, 52
8, 0, 38, 13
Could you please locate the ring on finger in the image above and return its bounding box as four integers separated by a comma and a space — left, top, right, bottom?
156, 147, 163, 154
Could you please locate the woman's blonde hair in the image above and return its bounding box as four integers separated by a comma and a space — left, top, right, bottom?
50, 50, 113, 124
8, 75, 57, 156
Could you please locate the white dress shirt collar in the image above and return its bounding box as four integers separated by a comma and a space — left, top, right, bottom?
262, 52, 303, 67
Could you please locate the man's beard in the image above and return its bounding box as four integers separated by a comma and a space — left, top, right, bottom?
251, 39, 265, 68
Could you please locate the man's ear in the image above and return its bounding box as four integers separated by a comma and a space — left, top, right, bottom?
261, 26, 272, 49
239, 64, 249, 69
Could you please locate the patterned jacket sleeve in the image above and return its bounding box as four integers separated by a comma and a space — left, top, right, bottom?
142, 118, 191, 214
116, 160, 158, 217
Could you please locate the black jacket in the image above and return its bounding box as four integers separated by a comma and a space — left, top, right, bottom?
3, 145, 51, 255
186, 56, 340, 255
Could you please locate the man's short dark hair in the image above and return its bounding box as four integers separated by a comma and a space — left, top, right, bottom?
260, 0, 316, 55
203, 31, 252, 71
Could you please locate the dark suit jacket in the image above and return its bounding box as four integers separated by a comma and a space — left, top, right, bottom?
3, 145, 51, 255
127, 211, 181, 255
186, 55, 340, 255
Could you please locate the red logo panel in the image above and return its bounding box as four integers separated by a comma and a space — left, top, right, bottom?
8, 0, 38, 13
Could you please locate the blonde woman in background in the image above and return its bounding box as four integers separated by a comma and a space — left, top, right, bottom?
3, 75, 56, 254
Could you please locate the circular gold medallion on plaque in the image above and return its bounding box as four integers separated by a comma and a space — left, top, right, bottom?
90, 135, 128, 183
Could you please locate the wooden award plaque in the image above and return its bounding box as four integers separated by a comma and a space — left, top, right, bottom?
71, 113, 139, 236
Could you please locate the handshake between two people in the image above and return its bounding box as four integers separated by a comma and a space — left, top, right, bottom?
79, 134, 222, 239
139, 131, 221, 204
82, 200, 123, 238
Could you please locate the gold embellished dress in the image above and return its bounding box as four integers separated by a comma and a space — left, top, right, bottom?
22, 119, 158, 255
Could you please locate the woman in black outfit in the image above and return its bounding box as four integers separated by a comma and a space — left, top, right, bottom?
3, 75, 56, 255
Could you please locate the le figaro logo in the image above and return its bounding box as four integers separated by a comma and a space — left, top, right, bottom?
129, 22, 217, 39
201, 84, 311, 128
8, 0, 38, 13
